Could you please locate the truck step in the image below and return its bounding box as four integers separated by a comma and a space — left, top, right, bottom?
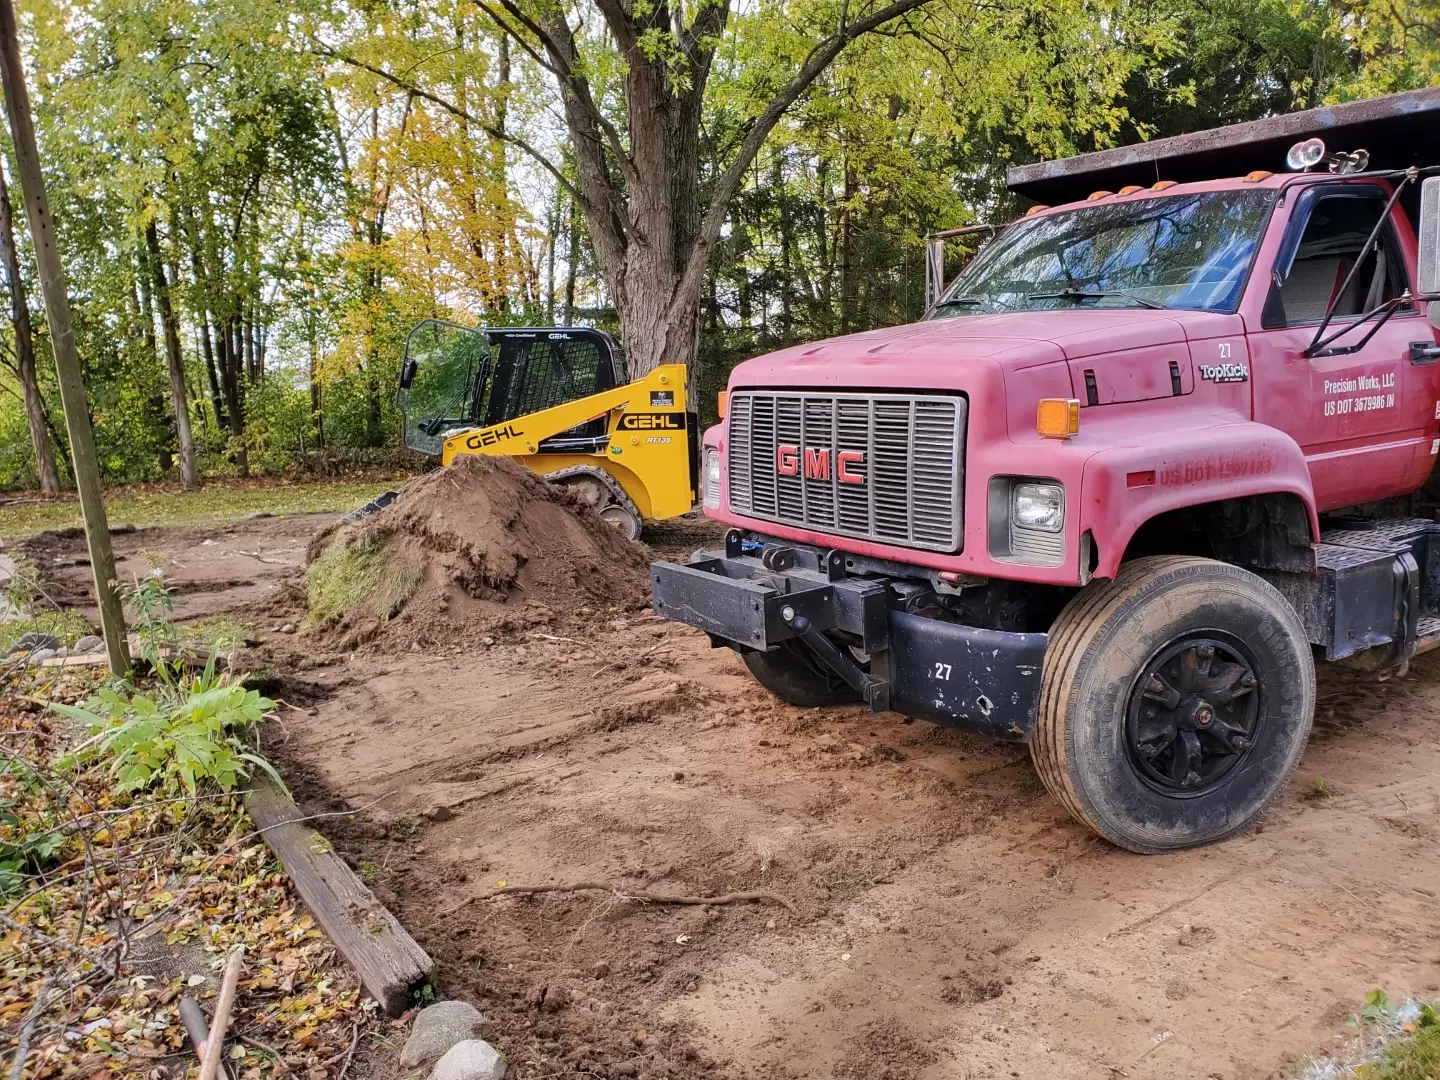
1415, 615, 1440, 657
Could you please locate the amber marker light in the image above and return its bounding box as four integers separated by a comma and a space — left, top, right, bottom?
1037, 398, 1080, 439
717, 391, 728, 419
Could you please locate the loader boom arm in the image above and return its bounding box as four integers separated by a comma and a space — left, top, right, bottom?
439, 363, 695, 523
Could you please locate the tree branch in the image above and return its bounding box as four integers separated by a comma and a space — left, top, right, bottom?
670, 0, 936, 323
480, 0, 640, 194
312, 40, 587, 212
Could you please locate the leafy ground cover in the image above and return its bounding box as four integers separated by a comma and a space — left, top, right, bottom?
1295, 993, 1440, 1079
0, 477, 403, 539
0, 583, 398, 1079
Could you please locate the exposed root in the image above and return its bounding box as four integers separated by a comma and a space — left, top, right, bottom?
443, 881, 801, 917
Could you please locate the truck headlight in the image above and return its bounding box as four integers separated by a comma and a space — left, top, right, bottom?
703, 449, 721, 508
1012, 483, 1064, 532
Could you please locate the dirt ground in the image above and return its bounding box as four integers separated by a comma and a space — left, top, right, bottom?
16, 514, 1440, 1080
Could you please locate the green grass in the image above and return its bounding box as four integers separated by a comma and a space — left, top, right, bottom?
0, 609, 93, 652
305, 528, 423, 625
177, 615, 255, 652
1358, 1008, 1440, 1079
0, 479, 398, 540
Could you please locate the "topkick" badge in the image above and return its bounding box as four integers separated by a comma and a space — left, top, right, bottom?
1198, 362, 1249, 383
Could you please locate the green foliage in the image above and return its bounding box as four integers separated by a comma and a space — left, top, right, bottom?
1358, 1004, 1440, 1079
0, 0, 1430, 492
0, 557, 93, 651
0, 759, 65, 897
51, 664, 282, 796
121, 567, 179, 672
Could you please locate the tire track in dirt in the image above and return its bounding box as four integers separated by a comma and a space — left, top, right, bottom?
59, 510, 1440, 1080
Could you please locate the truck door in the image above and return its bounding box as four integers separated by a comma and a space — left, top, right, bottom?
1250, 182, 1437, 511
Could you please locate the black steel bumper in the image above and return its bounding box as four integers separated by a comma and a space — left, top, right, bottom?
650, 539, 1047, 741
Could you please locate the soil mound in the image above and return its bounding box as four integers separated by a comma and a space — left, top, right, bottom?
304, 456, 652, 652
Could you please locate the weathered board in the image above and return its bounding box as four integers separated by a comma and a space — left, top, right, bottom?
244, 778, 434, 1015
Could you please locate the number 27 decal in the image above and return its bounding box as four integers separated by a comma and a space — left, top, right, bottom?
933, 662, 952, 680
1218, 342, 1232, 359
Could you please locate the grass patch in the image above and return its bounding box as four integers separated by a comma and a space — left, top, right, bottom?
0, 478, 399, 539
178, 614, 255, 653
305, 528, 422, 625
1294, 994, 1440, 1079
1357, 1006, 1440, 1079
0, 609, 93, 653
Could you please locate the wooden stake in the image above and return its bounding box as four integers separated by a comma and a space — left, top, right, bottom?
0, 0, 128, 675
198, 949, 244, 1080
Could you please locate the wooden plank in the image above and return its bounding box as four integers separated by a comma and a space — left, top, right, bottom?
244, 778, 433, 1015
37, 645, 221, 669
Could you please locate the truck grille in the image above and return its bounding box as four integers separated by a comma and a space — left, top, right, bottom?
726, 391, 966, 552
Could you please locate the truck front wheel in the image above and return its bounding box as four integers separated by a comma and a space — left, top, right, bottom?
740, 641, 862, 708
1031, 556, 1314, 853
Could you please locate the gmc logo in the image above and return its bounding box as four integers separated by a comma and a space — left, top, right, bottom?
776, 445, 865, 484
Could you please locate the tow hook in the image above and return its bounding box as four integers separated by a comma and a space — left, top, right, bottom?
781, 605, 891, 712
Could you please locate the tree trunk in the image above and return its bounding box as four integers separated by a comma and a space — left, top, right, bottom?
132, 275, 173, 474
840, 161, 856, 334
244, 305, 256, 381
0, 155, 56, 492
145, 222, 197, 489
0, 0, 127, 672
216, 314, 247, 476
563, 196, 578, 323
309, 335, 323, 451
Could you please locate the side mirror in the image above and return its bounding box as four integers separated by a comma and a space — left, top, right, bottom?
1420, 177, 1440, 326
398, 356, 418, 390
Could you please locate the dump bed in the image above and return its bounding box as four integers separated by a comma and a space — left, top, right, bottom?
1006, 87, 1440, 206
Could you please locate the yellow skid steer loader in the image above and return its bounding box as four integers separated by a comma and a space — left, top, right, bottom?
386, 319, 696, 539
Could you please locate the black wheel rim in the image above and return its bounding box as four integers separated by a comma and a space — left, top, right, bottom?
1124, 633, 1261, 796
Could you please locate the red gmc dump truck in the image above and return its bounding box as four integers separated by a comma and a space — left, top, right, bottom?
650, 88, 1440, 853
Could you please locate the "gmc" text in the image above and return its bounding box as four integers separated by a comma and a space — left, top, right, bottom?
776, 445, 865, 484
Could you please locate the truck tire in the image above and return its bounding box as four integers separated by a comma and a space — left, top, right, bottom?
740, 641, 862, 708
1031, 555, 1314, 853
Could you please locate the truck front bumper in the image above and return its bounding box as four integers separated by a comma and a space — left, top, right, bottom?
650, 537, 1048, 741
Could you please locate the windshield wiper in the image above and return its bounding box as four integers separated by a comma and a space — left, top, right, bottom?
931, 295, 992, 312
1028, 288, 1169, 310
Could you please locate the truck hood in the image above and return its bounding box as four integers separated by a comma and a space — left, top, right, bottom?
729, 308, 1215, 390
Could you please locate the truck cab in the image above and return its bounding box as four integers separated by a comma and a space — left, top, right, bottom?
652, 88, 1440, 853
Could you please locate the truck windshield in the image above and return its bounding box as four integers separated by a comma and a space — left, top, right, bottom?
931, 189, 1277, 316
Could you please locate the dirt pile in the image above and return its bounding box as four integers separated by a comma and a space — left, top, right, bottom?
304, 456, 652, 651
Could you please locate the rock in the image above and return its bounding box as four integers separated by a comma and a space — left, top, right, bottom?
280, 623, 297, 635
9, 631, 58, 655
591, 961, 611, 979
430, 1039, 506, 1080
612, 1064, 637, 1078
27, 648, 57, 664
74, 635, 103, 654
401, 1001, 488, 1069
424, 805, 454, 822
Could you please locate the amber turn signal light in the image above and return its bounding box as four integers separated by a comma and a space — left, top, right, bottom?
1037, 398, 1080, 439
717, 391, 728, 419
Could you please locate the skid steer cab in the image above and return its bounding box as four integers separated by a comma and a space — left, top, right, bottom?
396, 319, 698, 540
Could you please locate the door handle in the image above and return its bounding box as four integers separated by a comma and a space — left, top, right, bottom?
1411, 341, 1440, 364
